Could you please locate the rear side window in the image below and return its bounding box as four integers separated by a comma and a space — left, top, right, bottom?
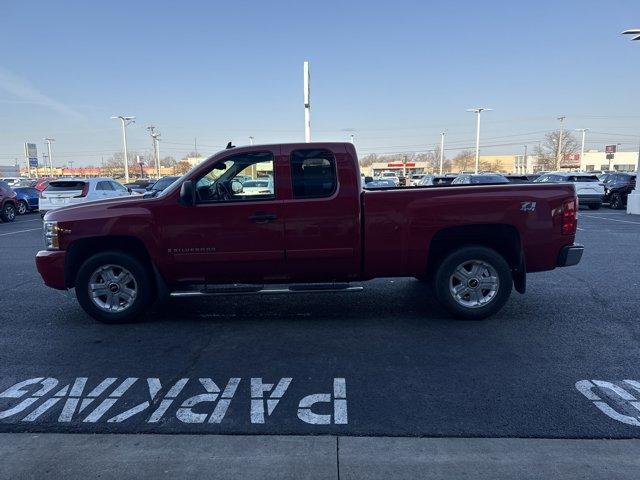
290, 149, 337, 199
96, 181, 114, 191
45, 181, 87, 191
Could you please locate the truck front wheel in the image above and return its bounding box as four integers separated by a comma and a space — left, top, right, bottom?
434, 246, 512, 320
75, 251, 153, 324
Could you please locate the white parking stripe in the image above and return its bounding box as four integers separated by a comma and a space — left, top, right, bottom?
0, 227, 42, 237
580, 214, 640, 225
0, 218, 42, 226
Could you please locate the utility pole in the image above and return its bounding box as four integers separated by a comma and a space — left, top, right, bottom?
574, 128, 588, 170
249, 136, 254, 145
556, 115, 565, 171
439, 131, 446, 174
44, 138, 55, 176
303, 60, 311, 142
194, 138, 198, 157
523, 145, 528, 174
147, 125, 161, 179
111, 115, 135, 182
467, 108, 492, 174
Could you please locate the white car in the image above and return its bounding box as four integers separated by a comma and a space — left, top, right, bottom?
40, 178, 137, 216
534, 172, 605, 210
241, 178, 274, 196
380, 171, 400, 186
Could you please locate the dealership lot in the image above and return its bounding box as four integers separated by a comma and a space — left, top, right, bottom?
1, 210, 640, 438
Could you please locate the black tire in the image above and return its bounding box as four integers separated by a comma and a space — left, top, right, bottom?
75, 251, 153, 324
17, 200, 28, 215
0, 202, 16, 222
588, 203, 601, 210
433, 245, 512, 320
609, 193, 623, 210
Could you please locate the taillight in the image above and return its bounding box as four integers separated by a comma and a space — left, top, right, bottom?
74, 184, 89, 198
561, 198, 577, 235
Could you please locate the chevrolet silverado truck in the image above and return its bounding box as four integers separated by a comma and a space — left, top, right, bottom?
36, 142, 583, 323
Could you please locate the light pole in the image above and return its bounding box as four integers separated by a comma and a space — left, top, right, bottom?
303, 61, 311, 142
556, 115, 565, 170
621, 29, 640, 214
44, 138, 55, 177
575, 128, 588, 170
111, 115, 135, 182
467, 108, 491, 174
439, 131, 446, 174
522, 145, 528, 174
350, 133, 355, 144
249, 136, 254, 145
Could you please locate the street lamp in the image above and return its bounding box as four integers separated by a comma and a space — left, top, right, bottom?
439, 131, 446, 174
574, 128, 588, 170
622, 29, 640, 214
111, 115, 135, 182
43, 138, 55, 176
466, 108, 492, 173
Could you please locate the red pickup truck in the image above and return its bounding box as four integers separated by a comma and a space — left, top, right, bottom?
36, 142, 583, 323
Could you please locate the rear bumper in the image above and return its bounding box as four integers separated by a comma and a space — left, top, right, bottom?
577, 194, 603, 206
36, 250, 67, 290
557, 244, 584, 267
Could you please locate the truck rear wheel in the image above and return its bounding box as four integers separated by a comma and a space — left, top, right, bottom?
75, 251, 153, 324
434, 245, 512, 320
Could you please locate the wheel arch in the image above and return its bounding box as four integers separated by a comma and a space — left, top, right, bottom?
426, 223, 525, 292
64, 236, 159, 293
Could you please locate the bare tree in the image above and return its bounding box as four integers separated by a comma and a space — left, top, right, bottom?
160, 156, 177, 168
534, 130, 579, 171
175, 160, 192, 175
451, 150, 475, 172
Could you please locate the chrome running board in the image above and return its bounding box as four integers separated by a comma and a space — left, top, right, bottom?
170, 283, 363, 297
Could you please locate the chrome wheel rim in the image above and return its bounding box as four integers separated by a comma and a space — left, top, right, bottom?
449, 259, 499, 309
88, 264, 138, 313
17, 202, 27, 214
5, 205, 15, 220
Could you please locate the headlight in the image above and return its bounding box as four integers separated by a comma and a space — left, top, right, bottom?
44, 221, 59, 249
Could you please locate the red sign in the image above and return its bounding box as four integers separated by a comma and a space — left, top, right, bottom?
605, 145, 617, 154
387, 163, 416, 168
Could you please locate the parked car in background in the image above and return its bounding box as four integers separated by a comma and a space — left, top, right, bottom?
504, 175, 531, 184
124, 179, 155, 194
15, 179, 37, 188
1, 177, 21, 187
379, 171, 400, 186
40, 178, 136, 217
13, 186, 40, 214
364, 178, 396, 189
534, 172, 604, 210
451, 173, 510, 185
417, 175, 456, 186
602, 172, 636, 209
408, 173, 426, 186
146, 176, 180, 195
241, 178, 274, 196
0, 181, 18, 222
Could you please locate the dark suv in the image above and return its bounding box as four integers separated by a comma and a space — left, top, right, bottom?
0, 181, 18, 222
602, 172, 637, 209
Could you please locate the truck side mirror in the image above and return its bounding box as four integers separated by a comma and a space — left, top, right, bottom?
179, 180, 196, 206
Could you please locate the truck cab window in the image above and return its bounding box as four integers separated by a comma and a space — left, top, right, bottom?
195, 152, 275, 203
290, 149, 337, 198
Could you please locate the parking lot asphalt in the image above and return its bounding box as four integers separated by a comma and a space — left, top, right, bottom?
1, 209, 640, 438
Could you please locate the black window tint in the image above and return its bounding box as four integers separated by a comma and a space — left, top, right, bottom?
290, 149, 337, 198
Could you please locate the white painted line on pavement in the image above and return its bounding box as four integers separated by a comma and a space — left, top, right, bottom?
580, 214, 640, 225
0, 227, 42, 237
0, 219, 42, 226
0, 376, 348, 426
576, 379, 640, 427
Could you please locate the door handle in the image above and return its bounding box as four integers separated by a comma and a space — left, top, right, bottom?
249, 212, 277, 223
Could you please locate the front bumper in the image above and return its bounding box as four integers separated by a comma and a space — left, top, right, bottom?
557, 244, 584, 267
35, 250, 67, 290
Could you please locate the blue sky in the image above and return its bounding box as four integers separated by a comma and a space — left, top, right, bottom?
1, 0, 639, 166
